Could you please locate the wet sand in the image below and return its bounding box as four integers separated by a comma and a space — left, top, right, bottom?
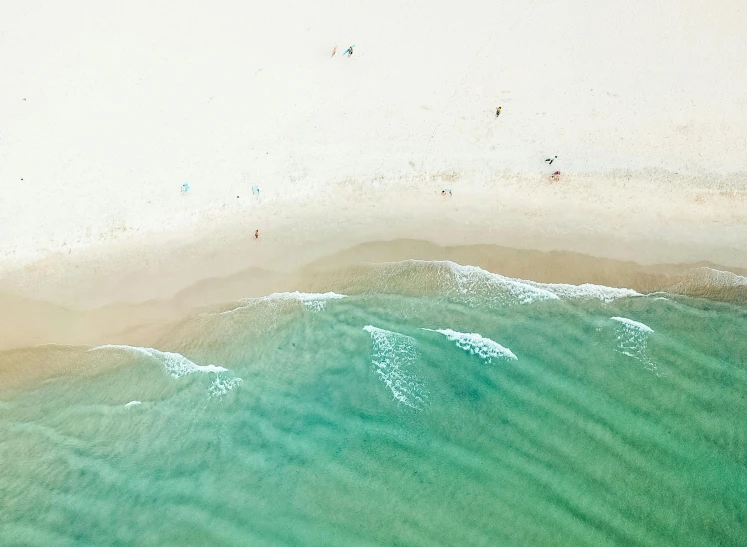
2, 236, 745, 362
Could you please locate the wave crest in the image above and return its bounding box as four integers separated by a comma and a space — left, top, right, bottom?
365, 260, 639, 306
610, 317, 656, 371
88, 345, 241, 397
89, 344, 227, 378
687, 267, 747, 287
424, 328, 517, 362
611, 317, 654, 334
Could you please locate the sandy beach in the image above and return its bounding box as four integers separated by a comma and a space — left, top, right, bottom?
1, 0, 746, 349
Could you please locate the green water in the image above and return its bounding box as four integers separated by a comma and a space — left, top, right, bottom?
1, 261, 745, 546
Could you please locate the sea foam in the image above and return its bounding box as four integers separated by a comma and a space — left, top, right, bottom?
374, 260, 640, 306
444, 261, 640, 303
88, 345, 241, 397
611, 316, 654, 333
423, 328, 517, 362
688, 267, 747, 287
208, 376, 244, 397
363, 325, 428, 409
89, 345, 227, 378
445, 262, 559, 305
534, 281, 640, 303
610, 317, 656, 371
124, 401, 142, 408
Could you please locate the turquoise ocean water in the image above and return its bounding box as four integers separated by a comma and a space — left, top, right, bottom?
1, 260, 746, 546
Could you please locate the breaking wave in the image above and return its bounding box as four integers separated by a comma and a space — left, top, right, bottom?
423, 328, 517, 362
363, 326, 428, 409
532, 280, 640, 303
687, 267, 747, 287
611, 317, 654, 334
89, 345, 227, 378
610, 317, 656, 371
88, 345, 241, 396
363, 260, 640, 307
208, 376, 244, 397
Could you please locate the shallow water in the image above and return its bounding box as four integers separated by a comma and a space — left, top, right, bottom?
1, 261, 746, 546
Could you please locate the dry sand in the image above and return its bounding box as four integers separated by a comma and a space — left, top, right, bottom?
1, 0, 746, 349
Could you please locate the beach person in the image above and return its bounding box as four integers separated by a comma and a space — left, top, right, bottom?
441, 188, 452, 196
496, 106, 502, 117
331, 46, 337, 57
344, 45, 354, 57
255, 229, 259, 239
545, 156, 557, 165
551, 171, 561, 182
181, 183, 190, 194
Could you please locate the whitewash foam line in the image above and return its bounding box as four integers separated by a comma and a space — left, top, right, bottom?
423, 328, 518, 361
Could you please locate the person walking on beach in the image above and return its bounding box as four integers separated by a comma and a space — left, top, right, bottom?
255, 229, 259, 240
545, 155, 557, 165
496, 106, 502, 117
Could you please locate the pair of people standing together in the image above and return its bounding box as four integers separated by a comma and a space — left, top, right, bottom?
332, 45, 354, 57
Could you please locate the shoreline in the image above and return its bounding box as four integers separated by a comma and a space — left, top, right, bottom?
2, 166, 745, 355
1, 231, 745, 355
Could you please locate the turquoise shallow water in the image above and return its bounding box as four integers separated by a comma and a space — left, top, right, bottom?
1, 260, 746, 546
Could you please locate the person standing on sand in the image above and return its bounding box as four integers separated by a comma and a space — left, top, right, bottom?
255, 229, 259, 239
545, 156, 557, 165
496, 106, 502, 117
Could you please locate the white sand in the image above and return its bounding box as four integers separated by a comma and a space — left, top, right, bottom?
1, 0, 747, 298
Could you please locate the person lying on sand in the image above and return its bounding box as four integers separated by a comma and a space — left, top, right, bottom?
545, 155, 557, 165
